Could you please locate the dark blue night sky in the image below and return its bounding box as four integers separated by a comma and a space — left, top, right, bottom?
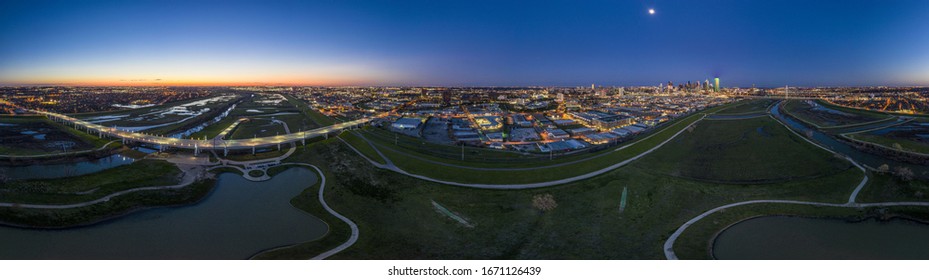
1, 0, 927, 87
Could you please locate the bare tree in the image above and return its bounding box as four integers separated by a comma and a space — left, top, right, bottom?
532, 194, 558, 212
894, 166, 914, 182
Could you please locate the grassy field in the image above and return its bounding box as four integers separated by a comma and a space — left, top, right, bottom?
283, 93, 334, 127
783, 99, 889, 128
228, 118, 287, 139
0, 178, 215, 228
255, 130, 861, 259
635, 116, 852, 184
716, 99, 775, 114
0, 160, 181, 204
0, 159, 220, 228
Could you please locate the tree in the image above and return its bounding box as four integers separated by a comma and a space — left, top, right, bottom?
532, 194, 558, 212
894, 166, 914, 182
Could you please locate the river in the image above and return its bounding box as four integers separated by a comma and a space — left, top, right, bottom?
771, 102, 929, 179
0, 167, 327, 259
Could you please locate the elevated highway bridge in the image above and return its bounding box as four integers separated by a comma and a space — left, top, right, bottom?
32, 109, 371, 155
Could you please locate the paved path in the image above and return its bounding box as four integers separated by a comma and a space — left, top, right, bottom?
271, 163, 359, 260
0, 164, 203, 209
340, 115, 707, 189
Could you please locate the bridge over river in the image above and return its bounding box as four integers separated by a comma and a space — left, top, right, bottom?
33, 109, 370, 155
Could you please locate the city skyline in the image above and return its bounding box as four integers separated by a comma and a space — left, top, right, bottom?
2, 0, 929, 87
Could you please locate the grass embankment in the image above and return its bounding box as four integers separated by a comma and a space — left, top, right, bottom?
0, 160, 181, 204
857, 174, 929, 203
847, 133, 929, 154
252, 163, 352, 259
0, 160, 217, 228
636, 116, 852, 184
783, 99, 888, 128
0, 179, 215, 228
359, 108, 726, 184
715, 99, 775, 115
340, 132, 386, 165
255, 130, 861, 259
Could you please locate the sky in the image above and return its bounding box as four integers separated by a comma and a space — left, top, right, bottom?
1, 0, 928, 87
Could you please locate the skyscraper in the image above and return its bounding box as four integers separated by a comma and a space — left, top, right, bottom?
714, 77, 720, 92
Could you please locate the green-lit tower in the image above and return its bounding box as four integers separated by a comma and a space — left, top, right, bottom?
714, 77, 720, 92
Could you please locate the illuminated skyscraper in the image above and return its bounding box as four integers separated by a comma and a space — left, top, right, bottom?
714, 77, 720, 92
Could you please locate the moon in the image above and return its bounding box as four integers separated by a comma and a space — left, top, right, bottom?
648, 8, 655, 15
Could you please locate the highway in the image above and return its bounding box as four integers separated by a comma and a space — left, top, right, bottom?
32, 109, 371, 151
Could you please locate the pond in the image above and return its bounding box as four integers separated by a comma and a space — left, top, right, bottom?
713, 216, 929, 259
0, 167, 327, 259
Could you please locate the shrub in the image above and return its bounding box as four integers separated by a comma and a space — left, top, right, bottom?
532, 194, 557, 212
